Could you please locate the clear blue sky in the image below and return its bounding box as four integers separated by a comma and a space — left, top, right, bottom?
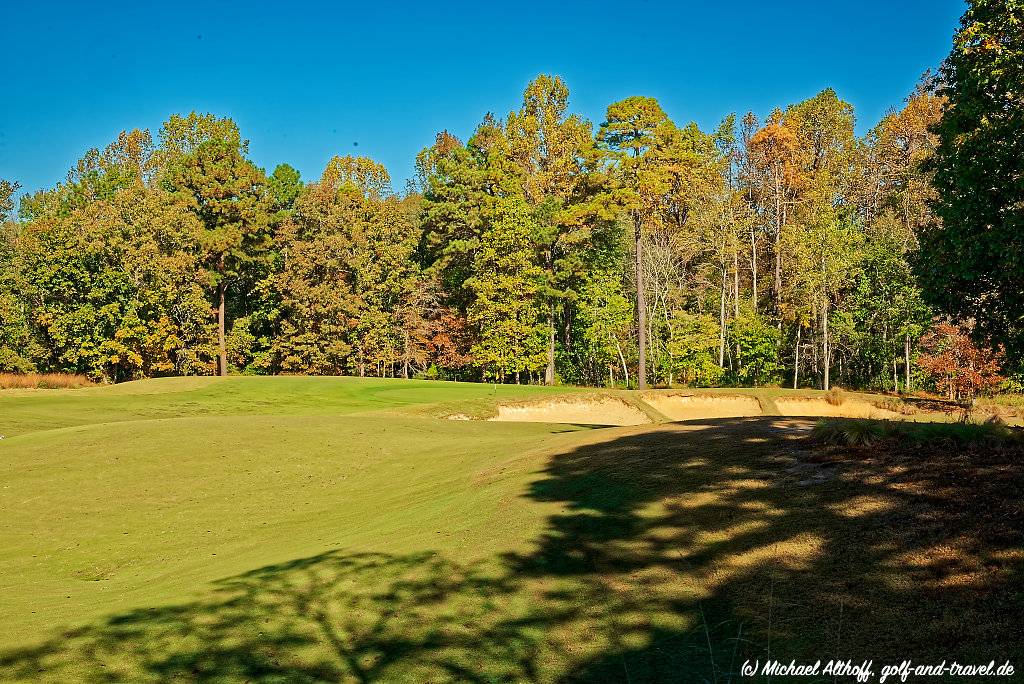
1, 0, 965, 197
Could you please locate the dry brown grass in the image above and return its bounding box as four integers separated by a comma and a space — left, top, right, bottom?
872, 396, 919, 415
0, 373, 94, 390
824, 387, 846, 406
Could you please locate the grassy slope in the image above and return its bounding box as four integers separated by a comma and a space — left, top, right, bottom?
1, 379, 1020, 682
1, 378, 576, 633
0, 375, 579, 438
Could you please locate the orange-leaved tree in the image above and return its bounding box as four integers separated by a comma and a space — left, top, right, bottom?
917, 318, 1003, 402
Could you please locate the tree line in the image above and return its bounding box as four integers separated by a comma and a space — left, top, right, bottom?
0, 0, 1019, 393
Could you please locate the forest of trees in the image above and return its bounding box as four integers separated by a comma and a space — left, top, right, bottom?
0, 0, 1020, 394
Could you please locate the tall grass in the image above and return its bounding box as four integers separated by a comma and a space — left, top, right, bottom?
975, 393, 1024, 420
810, 416, 1018, 448
824, 387, 845, 406
0, 373, 94, 390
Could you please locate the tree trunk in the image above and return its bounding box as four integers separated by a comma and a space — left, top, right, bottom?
403, 330, 410, 379
793, 325, 801, 389
217, 279, 227, 377
635, 213, 647, 390
774, 185, 783, 315
719, 264, 727, 366
733, 250, 740, 318
545, 305, 555, 385
822, 300, 830, 391
615, 336, 629, 388
774, 241, 782, 314
904, 333, 911, 392
750, 225, 758, 312
882, 326, 889, 390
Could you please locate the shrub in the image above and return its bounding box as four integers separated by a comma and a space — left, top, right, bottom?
811, 419, 889, 447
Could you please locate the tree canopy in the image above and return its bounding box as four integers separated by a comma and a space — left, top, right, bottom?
2, 8, 1018, 397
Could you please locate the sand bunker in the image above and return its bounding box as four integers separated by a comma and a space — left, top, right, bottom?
489, 398, 651, 426
485, 393, 913, 426
774, 398, 903, 419
643, 394, 762, 421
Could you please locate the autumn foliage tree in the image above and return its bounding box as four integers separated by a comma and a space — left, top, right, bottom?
5, 38, 1020, 392
917, 318, 1004, 401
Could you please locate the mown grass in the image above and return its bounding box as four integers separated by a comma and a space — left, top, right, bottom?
0, 375, 569, 438
0, 378, 1020, 682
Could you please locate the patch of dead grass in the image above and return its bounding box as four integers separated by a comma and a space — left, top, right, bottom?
0, 372, 93, 389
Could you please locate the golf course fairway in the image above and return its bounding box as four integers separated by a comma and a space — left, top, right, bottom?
1, 377, 1020, 682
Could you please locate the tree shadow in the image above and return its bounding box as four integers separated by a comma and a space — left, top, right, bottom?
1, 417, 1021, 682
521, 417, 1024, 681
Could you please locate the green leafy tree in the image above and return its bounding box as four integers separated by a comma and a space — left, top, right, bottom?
466, 198, 547, 382
159, 113, 272, 376
274, 157, 419, 377
666, 311, 724, 387
0, 178, 40, 372
417, 118, 523, 310
505, 74, 593, 384
849, 217, 931, 390
730, 312, 783, 386
16, 137, 213, 381
919, 0, 1024, 362
267, 163, 303, 215
574, 268, 633, 387
0, 179, 18, 217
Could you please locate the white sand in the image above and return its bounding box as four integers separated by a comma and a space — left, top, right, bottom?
489, 398, 651, 426
774, 398, 903, 419
642, 394, 762, 421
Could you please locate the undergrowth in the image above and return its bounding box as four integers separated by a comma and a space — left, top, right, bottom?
810, 416, 1018, 448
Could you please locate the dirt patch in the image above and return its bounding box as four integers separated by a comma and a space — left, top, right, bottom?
775, 398, 903, 419
642, 394, 762, 421
489, 398, 651, 426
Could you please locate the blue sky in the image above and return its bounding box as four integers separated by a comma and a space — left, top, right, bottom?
1, 0, 965, 196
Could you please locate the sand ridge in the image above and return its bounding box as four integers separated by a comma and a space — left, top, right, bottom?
774, 398, 903, 419
486, 391, 919, 425
488, 397, 652, 426
641, 393, 762, 421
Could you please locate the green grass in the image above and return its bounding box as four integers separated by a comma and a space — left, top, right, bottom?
1, 378, 1021, 682
0, 375, 577, 438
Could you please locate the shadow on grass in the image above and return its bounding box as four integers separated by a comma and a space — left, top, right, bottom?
2, 418, 1022, 682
